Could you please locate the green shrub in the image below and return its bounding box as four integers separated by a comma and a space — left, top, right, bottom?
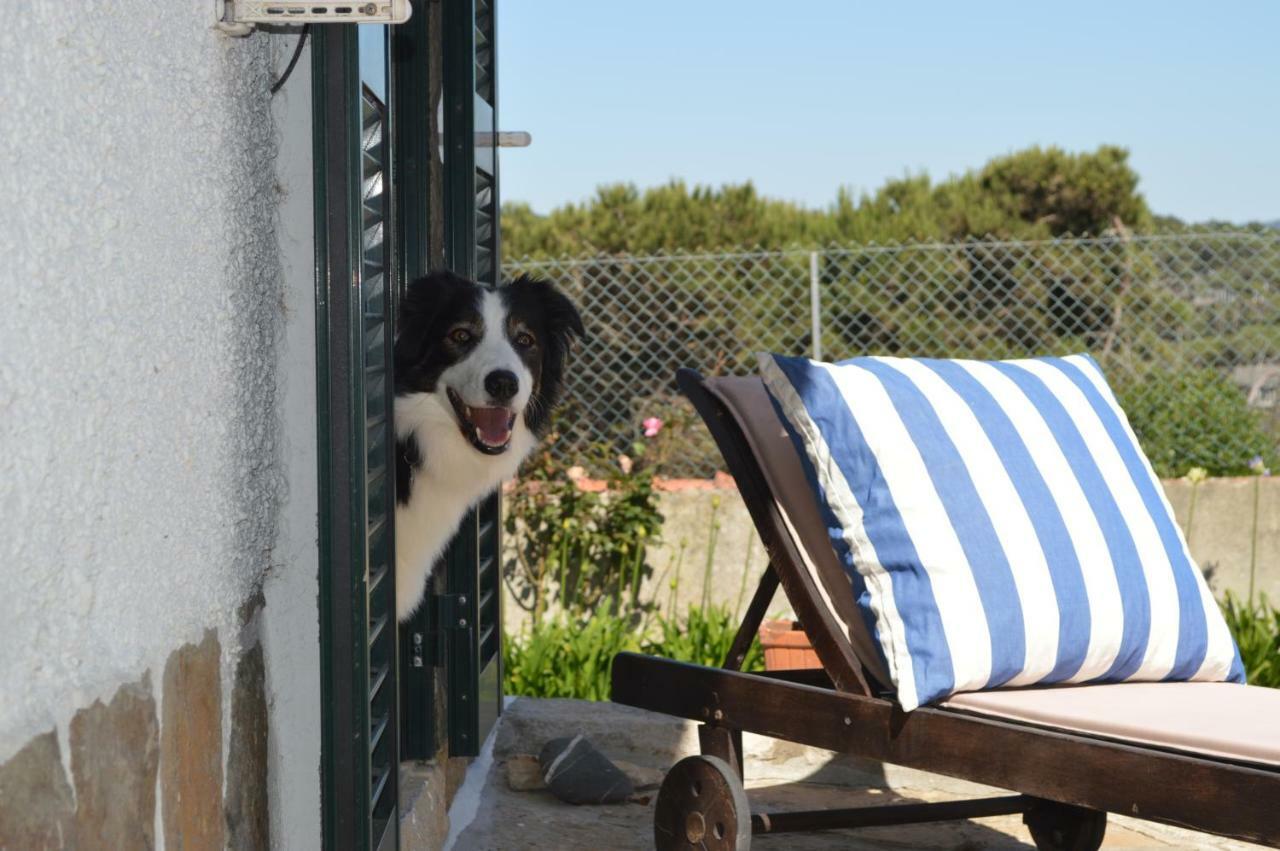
502, 614, 643, 701
504, 605, 764, 700
505, 431, 666, 622
504, 594, 1280, 699
1222, 592, 1280, 689
646, 605, 765, 672
1115, 367, 1277, 477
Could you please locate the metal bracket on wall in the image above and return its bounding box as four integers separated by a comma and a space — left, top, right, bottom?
475, 131, 532, 148
215, 0, 411, 36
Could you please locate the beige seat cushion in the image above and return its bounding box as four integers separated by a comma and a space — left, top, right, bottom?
945, 682, 1280, 768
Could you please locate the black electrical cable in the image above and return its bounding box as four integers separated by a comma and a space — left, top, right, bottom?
271, 25, 310, 95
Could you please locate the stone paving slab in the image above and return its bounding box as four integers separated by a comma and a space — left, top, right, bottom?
448, 697, 1266, 851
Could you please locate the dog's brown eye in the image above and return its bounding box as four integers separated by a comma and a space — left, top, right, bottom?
514, 332, 535, 348
449, 327, 473, 345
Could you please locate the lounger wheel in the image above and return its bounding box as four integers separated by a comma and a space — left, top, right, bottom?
1024, 799, 1107, 851
654, 754, 751, 851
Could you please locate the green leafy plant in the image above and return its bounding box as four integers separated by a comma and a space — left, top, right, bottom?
504, 425, 666, 620
1222, 592, 1280, 689
502, 613, 644, 701
647, 605, 765, 672
1116, 367, 1278, 477
502, 411, 766, 701
504, 605, 764, 700
503, 436, 599, 621
596, 449, 664, 614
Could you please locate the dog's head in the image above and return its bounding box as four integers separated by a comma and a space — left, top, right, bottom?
394, 270, 584, 456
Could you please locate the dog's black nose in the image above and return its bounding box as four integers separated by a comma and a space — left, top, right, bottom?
485, 369, 519, 403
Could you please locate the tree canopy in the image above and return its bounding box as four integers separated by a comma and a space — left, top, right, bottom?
502, 145, 1159, 259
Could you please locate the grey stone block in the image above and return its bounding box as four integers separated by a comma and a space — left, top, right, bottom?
226, 641, 270, 851
70, 676, 160, 851
0, 730, 75, 850
400, 758, 449, 851
161, 630, 224, 851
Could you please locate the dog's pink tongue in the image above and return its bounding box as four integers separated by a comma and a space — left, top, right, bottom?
469, 407, 512, 446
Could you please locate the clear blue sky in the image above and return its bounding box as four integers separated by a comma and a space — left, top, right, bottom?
496, 1, 1280, 223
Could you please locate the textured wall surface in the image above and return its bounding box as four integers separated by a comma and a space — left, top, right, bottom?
0, 0, 284, 766
261, 32, 324, 851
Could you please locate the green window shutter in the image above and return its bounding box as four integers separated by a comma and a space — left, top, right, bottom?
315, 24, 400, 851
390, 0, 440, 762
443, 0, 504, 759
360, 80, 399, 845
394, 0, 503, 762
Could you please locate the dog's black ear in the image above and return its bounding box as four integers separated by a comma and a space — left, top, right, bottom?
398, 269, 473, 332
507, 273, 585, 348
547, 286, 585, 349
506, 274, 583, 434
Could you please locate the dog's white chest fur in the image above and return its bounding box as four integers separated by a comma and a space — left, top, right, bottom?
394, 390, 535, 622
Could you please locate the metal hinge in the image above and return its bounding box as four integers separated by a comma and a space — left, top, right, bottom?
407, 593, 472, 669
434, 592, 472, 631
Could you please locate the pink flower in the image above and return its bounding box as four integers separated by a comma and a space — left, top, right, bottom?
642, 417, 664, 438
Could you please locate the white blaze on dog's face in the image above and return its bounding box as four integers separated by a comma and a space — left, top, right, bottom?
438, 290, 535, 454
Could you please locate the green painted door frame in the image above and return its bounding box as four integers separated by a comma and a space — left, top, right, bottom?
442, 0, 505, 761
314, 22, 400, 851
315, 4, 505, 846
395, 0, 504, 762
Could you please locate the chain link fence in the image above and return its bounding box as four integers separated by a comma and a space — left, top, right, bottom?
507, 232, 1280, 478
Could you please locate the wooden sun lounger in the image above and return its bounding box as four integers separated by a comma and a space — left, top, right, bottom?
610, 369, 1280, 851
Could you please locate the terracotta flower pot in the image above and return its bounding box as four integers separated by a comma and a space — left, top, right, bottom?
757, 618, 822, 671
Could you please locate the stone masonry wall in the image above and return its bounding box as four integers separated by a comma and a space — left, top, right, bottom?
0, 626, 270, 850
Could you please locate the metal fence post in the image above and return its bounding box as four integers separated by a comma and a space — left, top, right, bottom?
809, 250, 822, 361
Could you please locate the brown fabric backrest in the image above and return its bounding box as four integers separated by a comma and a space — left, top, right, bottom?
704, 376, 891, 690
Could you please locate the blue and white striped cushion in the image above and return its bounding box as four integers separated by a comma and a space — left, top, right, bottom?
759, 352, 1245, 711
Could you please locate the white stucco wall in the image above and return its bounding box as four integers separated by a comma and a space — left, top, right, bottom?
0, 0, 310, 809
262, 31, 324, 851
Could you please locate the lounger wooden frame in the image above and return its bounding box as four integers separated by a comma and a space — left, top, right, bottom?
610, 369, 1280, 849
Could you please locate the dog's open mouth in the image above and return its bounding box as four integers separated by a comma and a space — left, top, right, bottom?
447, 388, 516, 455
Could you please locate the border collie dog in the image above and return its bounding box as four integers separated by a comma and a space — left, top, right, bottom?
394, 270, 583, 621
